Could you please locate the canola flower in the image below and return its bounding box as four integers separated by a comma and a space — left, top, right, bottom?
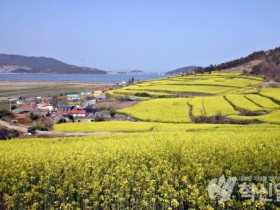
118, 98, 191, 123
108, 72, 264, 98
1, 128, 280, 209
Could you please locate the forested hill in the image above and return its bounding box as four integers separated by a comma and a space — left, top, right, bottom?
0, 54, 107, 74
199, 47, 280, 82
166, 66, 201, 75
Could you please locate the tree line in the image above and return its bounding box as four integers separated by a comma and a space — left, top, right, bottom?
195, 47, 280, 82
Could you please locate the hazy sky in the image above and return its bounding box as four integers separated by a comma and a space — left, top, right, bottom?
1, 0, 280, 72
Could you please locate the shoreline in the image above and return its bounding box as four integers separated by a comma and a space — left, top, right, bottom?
0, 79, 114, 84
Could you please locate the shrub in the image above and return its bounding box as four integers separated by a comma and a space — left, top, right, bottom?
0, 127, 20, 140
110, 109, 116, 118
135, 92, 151, 97
0, 110, 15, 120
11, 105, 17, 110
95, 116, 105, 122
29, 112, 39, 121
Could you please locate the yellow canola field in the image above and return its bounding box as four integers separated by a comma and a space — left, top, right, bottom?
228, 110, 280, 124
245, 94, 279, 110
225, 94, 263, 112
108, 72, 265, 99
1, 128, 280, 209
188, 96, 239, 117
125, 84, 235, 94
118, 98, 191, 123
260, 88, 280, 101
54, 121, 279, 133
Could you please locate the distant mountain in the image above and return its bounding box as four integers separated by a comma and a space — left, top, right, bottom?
166, 66, 201, 75
112, 70, 146, 75
130, 70, 145, 74
0, 54, 107, 74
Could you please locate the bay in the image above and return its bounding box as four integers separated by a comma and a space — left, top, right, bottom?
0, 73, 166, 83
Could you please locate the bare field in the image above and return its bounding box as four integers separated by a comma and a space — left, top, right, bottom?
93, 100, 139, 109
0, 81, 112, 97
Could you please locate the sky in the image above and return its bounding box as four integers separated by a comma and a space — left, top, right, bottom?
1, 0, 280, 72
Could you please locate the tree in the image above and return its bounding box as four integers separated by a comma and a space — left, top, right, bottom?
110, 109, 116, 118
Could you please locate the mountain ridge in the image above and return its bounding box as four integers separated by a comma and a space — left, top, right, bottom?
0, 54, 107, 74
166, 66, 201, 75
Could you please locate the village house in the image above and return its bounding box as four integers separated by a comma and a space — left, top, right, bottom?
93, 91, 106, 100
61, 109, 86, 118
66, 93, 80, 101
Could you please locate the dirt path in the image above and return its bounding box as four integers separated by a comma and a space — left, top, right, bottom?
0, 120, 113, 138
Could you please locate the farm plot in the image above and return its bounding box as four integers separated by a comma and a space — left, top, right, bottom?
125, 84, 235, 95
118, 98, 191, 123
112, 89, 172, 97
53, 121, 155, 133
2, 127, 280, 209
154, 77, 262, 88
228, 110, 280, 124
188, 96, 239, 117
225, 94, 264, 112
245, 94, 279, 110
260, 88, 280, 102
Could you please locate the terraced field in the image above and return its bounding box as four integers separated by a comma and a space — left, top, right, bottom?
225, 94, 264, 112
245, 94, 279, 110
116, 92, 280, 124
122, 84, 235, 95
109, 72, 264, 98
188, 96, 239, 117
103, 73, 280, 125
118, 98, 191, 123
54, 121, 280, 133
260, 88, 280, 101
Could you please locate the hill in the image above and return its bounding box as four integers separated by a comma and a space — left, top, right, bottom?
0, 54, 107, 74
165, 66, 201, 75
200, 47, 280, 82
129, 70, 146, 74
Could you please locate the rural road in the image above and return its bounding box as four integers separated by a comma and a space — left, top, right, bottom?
0, 120, 112, 138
